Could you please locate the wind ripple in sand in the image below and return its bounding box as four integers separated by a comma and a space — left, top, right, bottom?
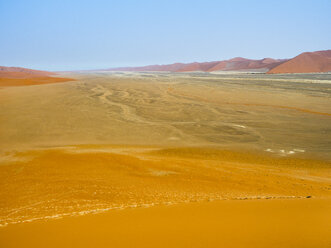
1, 146, 330, 227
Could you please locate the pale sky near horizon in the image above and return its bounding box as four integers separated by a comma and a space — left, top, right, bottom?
0, 0, 330, 71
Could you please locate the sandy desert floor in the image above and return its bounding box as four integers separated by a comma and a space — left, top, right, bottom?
0, 72, 330, 247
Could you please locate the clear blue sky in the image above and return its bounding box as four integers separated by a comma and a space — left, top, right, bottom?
0, 0, 330, 71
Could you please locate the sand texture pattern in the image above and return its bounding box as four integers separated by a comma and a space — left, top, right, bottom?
0, 72, 330, 247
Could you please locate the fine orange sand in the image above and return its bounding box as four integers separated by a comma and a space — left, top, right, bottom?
0, 77, 75, 87
0, 198, 330, 248
0, 72, 330, 247
0, 145, 330, 248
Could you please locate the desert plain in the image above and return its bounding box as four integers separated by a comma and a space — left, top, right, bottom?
0, 72, 330, 247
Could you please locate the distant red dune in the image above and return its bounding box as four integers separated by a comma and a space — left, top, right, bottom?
107, 57, 286, 73
0, 66, 75, 86
107, 57, 288, 73
267, 50, 331, 74
106, 49, 331, 74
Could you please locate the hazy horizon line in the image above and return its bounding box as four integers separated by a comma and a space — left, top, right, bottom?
2, 48, 331, 72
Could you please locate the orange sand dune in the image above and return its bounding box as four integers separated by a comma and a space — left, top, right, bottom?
0, 66, 55, 78
0, 66, 75, 86
0, 77, 75, 87
268, 50, 331, 74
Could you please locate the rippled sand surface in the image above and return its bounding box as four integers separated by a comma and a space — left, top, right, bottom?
1, 145, 330, 227
0, 72, 330, 247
